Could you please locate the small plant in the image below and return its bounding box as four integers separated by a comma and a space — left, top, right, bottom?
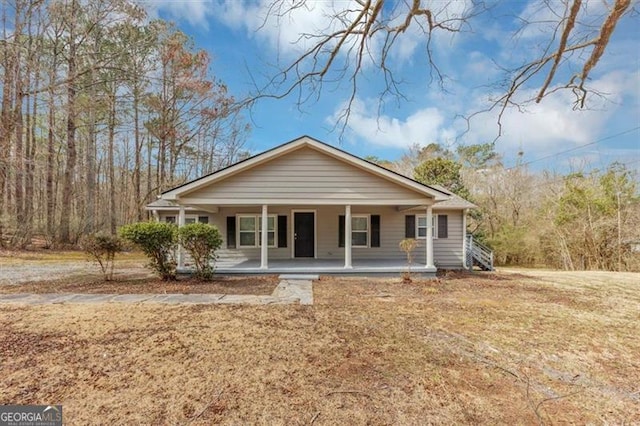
119, 221, 177, 281
178, 223, 223, 280
399, 238, 418, 283
80, 233, 124, 281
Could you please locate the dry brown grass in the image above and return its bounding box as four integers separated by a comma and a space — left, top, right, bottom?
0, 275, 280, 296
0, 269, 638, 425
0, 249, 145, 266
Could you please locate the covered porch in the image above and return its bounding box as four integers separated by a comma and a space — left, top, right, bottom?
182, 257, 436, 276
169, 202, 438, 275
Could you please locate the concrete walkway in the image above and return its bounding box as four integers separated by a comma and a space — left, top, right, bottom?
0, 275, 315, 306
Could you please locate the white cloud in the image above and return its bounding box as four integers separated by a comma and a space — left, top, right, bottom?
331, 69, 638, 159
213, 0, 474, 65
142, 0, 215, 30
515, 0, 608, 41
331, 98, 448, 149
215, 0, 360, 56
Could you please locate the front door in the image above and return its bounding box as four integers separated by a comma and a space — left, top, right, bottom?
294, 212, 315, 258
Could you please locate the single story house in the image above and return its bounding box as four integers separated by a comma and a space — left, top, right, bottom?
146, 135, 483, 275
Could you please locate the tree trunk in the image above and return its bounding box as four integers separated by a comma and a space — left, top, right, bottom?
108, 91, 117, 235
85, 67, 97, 235
0, 3, 15, 240
59, 2, 77, 244
46, 56, 57, 238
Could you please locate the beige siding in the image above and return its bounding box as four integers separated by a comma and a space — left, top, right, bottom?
185, 147, 428, 203
423, 210, 465, 268
198, 206, 465, 268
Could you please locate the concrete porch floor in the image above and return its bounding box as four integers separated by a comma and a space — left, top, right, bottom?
188, 258, 437, 276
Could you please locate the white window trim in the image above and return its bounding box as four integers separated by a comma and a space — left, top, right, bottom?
236, 214, 277, 248
416, 214, 439, 240
351, 214, 370, 248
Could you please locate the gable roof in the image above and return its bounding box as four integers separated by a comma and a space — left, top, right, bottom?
162, 135, 450, 202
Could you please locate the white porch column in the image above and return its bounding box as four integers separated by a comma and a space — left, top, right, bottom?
462, 209, 468, 269
178, 206, 186, 269
344, 205, 353, 269
426, 205, 435, 269
260, 204, 268, 269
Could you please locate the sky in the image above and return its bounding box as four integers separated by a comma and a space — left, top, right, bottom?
143, 0, 639, 173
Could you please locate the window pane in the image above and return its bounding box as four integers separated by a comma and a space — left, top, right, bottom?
352, 231, 367, 246
352, 216, 367, 231
185, 218, 196, 224
418, 227, 427, 237
239, 232, 255, 246
198, 216, 209, 224
418, 216, 427, 226
258, 216, 276, 231
239, 216, 255, 231
257, 231, 276, 247
165, 216, 176, 224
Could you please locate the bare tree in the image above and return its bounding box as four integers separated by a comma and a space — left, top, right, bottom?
250, 0, 635, 135
0, 0, 250, 247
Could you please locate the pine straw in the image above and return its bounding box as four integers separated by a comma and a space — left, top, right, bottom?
0, 275, 280, 296
0, 269, 638, 424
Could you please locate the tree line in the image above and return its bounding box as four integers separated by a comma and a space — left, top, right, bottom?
0, 0, 249, 247
369, 143, 640, 272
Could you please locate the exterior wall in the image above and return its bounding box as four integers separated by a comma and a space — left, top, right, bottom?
429, 209, 465, 268
168, 206, 466, 268
185, 147, 428, 203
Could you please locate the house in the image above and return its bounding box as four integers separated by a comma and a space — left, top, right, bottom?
146, 135, 482, 275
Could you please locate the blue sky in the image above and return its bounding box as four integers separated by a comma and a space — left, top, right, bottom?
144, 0, 639, 173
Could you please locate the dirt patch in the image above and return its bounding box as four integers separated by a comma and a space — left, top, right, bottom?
0, 275, 280, 295
0, 268, 638, 424
0, 250, 147, 285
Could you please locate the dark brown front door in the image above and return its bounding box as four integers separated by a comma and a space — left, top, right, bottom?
294, 212, 314, 258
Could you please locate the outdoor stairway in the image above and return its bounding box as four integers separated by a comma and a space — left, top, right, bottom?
465, 235, 494, 271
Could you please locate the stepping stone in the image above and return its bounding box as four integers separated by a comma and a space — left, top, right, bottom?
110, 294, 154, 303
279, 274, 319, 280
70, 294, 114, 303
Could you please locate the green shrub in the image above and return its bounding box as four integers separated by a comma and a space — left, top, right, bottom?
119, 222, 177, 281
178, 223, 223, 280
80, 233, 124, 281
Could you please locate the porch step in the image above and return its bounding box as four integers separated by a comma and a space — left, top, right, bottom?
279, 274, 319, 280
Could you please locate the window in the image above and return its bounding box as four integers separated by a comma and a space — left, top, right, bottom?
169, 215, 208, 224
417, 215, 428, 238
351, 215, 369, 248
185, 215, 209, 224
237, 215, 276, 248
258, 216, 276, 247
238, 216, 256, 247
416, 214, 439, 239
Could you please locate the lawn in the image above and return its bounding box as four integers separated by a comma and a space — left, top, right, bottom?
0, 269, 638, 424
